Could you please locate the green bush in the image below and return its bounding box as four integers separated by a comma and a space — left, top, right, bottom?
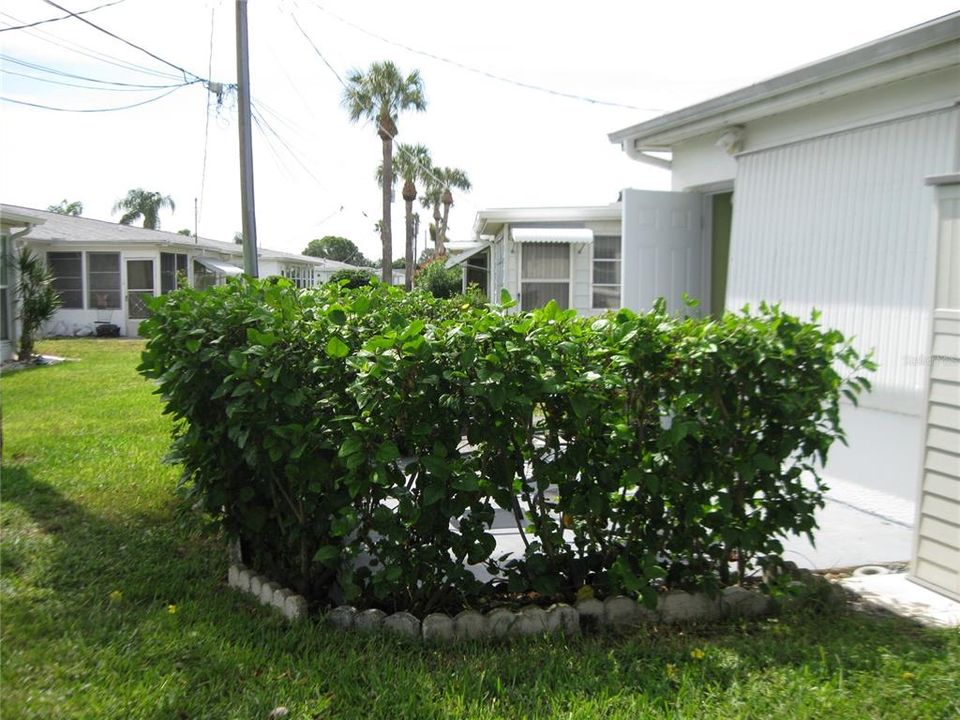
414, 257, 462, 298
139, 279, 873, 613
327, 269, 375, 289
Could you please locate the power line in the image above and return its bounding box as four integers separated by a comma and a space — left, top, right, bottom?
288, 11, 449, 196
2, 85, 186, 112
0, 0, 127, 33
197, 6, 217, 227
289, 11, 345, 88
0, 67, 183, 92
0, 53, 186, 88
307, 1, 664, 113
41, 0, 203, 81
0, 10, 183, 81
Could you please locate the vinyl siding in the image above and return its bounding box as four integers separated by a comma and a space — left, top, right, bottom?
912, 184, 960, 601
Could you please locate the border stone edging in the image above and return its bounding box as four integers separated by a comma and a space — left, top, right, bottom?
226, 562, 774, 640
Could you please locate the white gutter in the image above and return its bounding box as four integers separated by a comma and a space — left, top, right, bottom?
623, 139, 672, 170
609, 12, 960, 149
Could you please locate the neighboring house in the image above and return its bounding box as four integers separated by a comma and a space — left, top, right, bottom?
448, 204, 622, 314
608, 12, 960, 600
0, 204, 364, 354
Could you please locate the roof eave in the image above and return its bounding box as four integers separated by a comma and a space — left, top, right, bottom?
608, 12, 960, 148
473, 205, 622, 237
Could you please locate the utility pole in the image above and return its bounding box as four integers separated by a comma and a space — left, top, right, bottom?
235, 0, 258, 276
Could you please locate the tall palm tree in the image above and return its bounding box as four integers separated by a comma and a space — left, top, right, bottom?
342, 61, 426, 284
378, 143, 432, 289
112, 189, 175, 230
422, 166, 471, 256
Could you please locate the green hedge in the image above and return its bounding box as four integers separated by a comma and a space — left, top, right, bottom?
139, 279, 873, 614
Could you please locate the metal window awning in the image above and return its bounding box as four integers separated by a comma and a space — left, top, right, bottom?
445, 242, 490, 268
194, 257, 244, 276
511, 228, 594, 244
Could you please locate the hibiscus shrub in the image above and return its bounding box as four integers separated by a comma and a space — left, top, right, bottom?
139, 278, 873, 613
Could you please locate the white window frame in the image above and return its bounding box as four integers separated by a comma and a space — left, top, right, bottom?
48, 250, 85, 309
87, 251, 122, 310
591, 235, 622, 310
518, 241, 573, 311
160, 252, 189, 294
125, 256, 156, 320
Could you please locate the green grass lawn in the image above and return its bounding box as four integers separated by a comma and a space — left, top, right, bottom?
2, 339, 958, 719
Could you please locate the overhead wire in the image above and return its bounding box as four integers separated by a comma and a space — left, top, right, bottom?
0, 67, 185, 92
40, 0, 204, 81
197, 6, 217, 228
288, 9, 450, 197
0, 53, 188, 89
0, 10, 184, 81
0, 0, 127, 33
2, 85, 185, 112
306, 1, 665, 113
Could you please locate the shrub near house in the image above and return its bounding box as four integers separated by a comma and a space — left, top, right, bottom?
139, 279, 873, 615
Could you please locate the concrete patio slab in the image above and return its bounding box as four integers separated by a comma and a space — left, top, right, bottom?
839, 572, 960, 628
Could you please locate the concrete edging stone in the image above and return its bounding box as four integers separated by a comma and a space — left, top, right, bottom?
226, 562, 774, 640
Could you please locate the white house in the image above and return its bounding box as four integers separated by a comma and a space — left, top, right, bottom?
449, 204, 622, 314
0, 203, 365, 359
456, 14, 959, 597
607, 13, 959, 598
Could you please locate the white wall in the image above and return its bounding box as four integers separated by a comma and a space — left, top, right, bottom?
722, 107, 958, 516
670, 65, 960, 192
727, 108, 958, 414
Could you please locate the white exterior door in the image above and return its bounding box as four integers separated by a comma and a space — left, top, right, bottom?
620, 188, 704, 314
125, 258, 154, 337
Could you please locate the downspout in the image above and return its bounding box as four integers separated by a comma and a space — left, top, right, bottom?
6, 224, 38, 357
623, 138, 672, 170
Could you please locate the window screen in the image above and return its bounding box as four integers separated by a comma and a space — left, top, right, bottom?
160, 252, 188, 293
87, 252, 121, 309
592, 236, 621, 309
520, 243, 570, 311
48, 251, 83, 308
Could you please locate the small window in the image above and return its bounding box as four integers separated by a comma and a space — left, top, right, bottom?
521, 243, 570, 311
87, 252, 121, 309
592, 236, 621, 309
160, 252, 188, 293
281, 264, 313, 289
193, 260, 217, 290
48, 251, 84, 309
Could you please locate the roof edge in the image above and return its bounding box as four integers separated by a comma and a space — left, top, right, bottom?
608, 12, 960, 146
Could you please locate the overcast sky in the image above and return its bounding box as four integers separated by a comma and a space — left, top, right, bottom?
1, 0, 956, 262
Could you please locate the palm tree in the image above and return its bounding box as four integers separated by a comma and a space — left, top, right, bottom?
112, 189, 175, 230
15, 247, 61, 360
422, 166, 471, 256
378, 143, 432, 289
342, 61, 426, 284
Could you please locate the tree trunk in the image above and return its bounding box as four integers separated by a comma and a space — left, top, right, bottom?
404, 200, 414, 289
433, 203, 444, 255
402, 179, 416, 290
380, 134, 393, 284
438, 191, 453, 256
